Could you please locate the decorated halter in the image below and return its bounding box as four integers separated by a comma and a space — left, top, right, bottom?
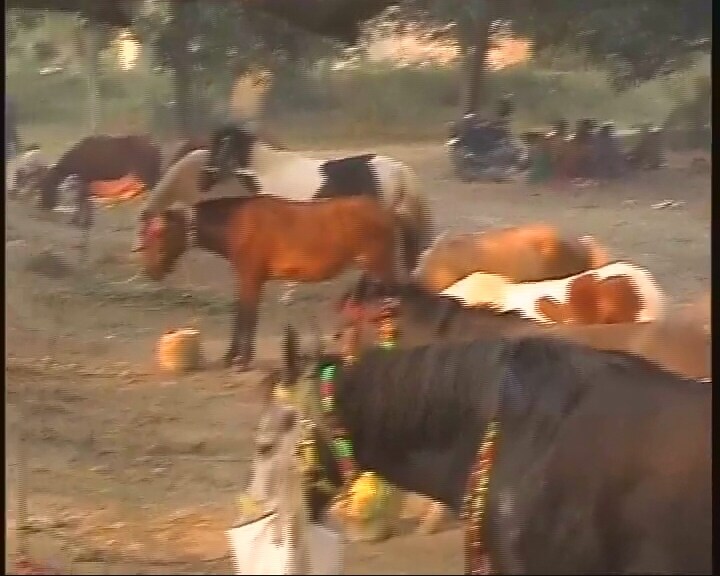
288, 295, 501, 575
280, 297, 401, 524
316, 298, 400, 510
138, 207, 198, 251
338, 293, 502, 575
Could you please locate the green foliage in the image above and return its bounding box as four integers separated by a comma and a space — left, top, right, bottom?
132, 1, 341, 79
392, 0, 712, 89
518, 0, 711, 90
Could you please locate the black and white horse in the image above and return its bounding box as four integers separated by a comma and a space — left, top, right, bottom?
200, 123, 433, 273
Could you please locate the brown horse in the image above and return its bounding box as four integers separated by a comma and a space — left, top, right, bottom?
413, 223, 610, 293
39, 134, 162, 210
133, 196, 398, 369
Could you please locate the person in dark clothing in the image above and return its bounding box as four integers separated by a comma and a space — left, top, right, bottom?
627, 125, 667, 170
496, 93, 514, 123
551, 118, 569, 139
568, 118, 598, 179
594, 122, 628, 179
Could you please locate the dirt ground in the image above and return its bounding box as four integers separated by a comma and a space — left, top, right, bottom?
5, 145, 711, 574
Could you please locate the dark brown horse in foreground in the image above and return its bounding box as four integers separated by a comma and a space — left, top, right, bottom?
336, 280, 710, 380
133, 196, 397, 369
249, 327, 710, 574
39, 134, 162, 210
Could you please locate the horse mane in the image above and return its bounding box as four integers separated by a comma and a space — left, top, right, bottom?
192, 196, 256, 228
144, 148, 209, 214
392, 281, 532, 329
330, 334, 704, 455
209, 122, 286, 165
325, 338, 512, 452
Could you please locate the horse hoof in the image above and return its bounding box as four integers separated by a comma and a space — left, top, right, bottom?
233, 360, 252, 373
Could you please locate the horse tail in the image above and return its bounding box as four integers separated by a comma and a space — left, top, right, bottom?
393, 162, 433, 272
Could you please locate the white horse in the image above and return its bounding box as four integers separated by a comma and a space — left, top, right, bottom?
442, 260, 666, 325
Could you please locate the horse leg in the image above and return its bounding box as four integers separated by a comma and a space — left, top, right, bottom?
234, 301, 260, 371
279, 282, 298, 306
223, 301, 245, 367
397, 219, 423, 277
232, 278, 263, 371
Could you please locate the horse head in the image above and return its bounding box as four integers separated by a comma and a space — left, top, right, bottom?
247, 325, 342, 523
132, 210, 187, 281
334, 277, 404, 355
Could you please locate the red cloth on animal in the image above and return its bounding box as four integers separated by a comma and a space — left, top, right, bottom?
14, 559, 61, 575
91, 174, 145, 204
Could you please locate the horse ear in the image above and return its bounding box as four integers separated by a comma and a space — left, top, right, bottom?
282, 324, 300, 385
147, 216, 166, 237
311, 317, 324, 361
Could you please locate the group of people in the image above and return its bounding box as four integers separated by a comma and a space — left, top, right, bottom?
449, 95, 516, 154
524, 118, 667, 186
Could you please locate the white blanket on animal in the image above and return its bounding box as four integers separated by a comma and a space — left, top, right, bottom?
441, 261, 665, 324
227, 513, 343, 575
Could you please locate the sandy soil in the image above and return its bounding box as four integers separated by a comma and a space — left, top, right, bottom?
5, 145, 710, 574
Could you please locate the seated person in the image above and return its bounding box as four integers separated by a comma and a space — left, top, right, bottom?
564, 119, 598, 179
457, 114, 504, 155
594, 122, 628, 179
524, 131, 553, 184
546, 118, 569, 178
628, 126, 666, 170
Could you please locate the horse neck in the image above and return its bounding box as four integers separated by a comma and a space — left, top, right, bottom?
145, 152, 204, 214
333, 350, 496, 511
193, 201, 238, 258
50, 153, 73, 181
398, 291, 538, 347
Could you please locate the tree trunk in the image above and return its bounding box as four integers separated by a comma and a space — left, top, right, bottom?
86, 28, 100, 133
76, 21, 101, 133
464, 1, 493, 116
170, 0, 192, 137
